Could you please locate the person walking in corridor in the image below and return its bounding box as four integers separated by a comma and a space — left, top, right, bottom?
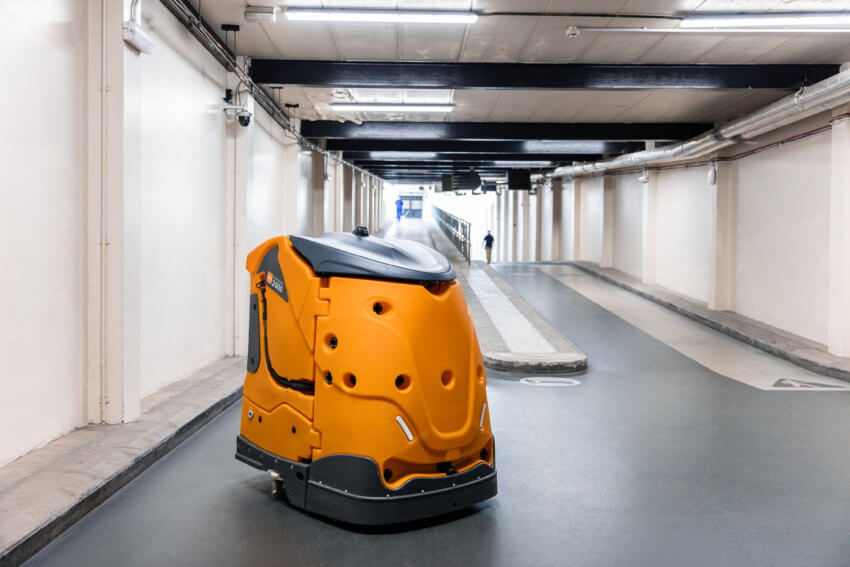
483, 230, 495, 264
395, 198, 404, 221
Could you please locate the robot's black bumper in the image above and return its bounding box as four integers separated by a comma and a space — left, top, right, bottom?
235, 435, 497, 525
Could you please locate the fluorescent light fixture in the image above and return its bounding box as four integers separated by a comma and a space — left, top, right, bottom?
493, 161, 553, 168
245, 6, 277, 23
369, 152, 439, 159
681, 12, 850, 28
330, 103, 454, 113
285, 8, 478, 24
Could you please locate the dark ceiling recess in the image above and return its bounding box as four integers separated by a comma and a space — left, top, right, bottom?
326, 139, 644, 154
342, 152, 603, 162
301, 121, 712, 141
252, 60, 839, 90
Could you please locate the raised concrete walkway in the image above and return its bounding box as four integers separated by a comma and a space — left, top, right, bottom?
569, 261, 850, 383
386, 220, 587, 373
0, 357, 245, 566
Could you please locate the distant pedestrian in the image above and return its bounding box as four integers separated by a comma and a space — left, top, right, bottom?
395, 198, 404, 221
483, 230, 495, 264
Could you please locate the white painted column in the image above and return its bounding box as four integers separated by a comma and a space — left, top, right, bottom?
342, 167, 354, 232
527, 191, 537, 261
353, 170, 362, 227
311, 149, 327, 236
86, 0, 140, 423
550, 178, 562, 261
828, 108, 850, 356
571, 179, 582, 261
227, 86, 253, 356
641, 171, 658, 284
519, 190, 530, 261
508, 190, 517, 262
708, 162, 735, 310
539, 180, 553, 261
600, 176, 615, 268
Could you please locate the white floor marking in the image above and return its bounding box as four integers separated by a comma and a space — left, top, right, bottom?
520, 377, 581, 387
536, 265, 850, 392
467, 268, 556, 354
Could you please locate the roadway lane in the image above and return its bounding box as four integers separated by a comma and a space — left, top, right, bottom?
26, 227, 850, 567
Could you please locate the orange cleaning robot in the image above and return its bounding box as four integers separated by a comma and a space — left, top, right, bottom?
235, 226, 496, 524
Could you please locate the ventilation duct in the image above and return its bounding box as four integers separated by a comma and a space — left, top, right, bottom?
552, 66, 850, 179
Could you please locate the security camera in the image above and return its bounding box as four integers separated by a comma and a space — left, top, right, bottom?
566, 26, 580, 39
238, 109, 252, 127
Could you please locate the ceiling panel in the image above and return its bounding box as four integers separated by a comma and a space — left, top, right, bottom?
486, 91, 544, 121
518, 16, 611, 62
571, 91, 653, 120
261, 20, 341, 59
696, 33, 799, 63
696, 90, 788, 122
527, 91, 603, 121
637, 33, 729, 63
754, 33, 848, 63
620, 90, 749, 122
450, 90, 504, 121
544, 0, 629, 12
399, 23, 467, 60
328, 22, 399, 60
459, 15, 540, 61
618, 0, 705, 15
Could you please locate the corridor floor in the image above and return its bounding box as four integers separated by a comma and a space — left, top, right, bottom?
26, 232, 850, 567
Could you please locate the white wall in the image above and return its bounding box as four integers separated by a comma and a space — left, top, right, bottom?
130, 2, 230, 397
578, 177, 604, 263
610, 174, 644, 278
248, 109, 301, 250
0, 1, 89, 466
732, 130, 831, 344
654, 166, 714, 303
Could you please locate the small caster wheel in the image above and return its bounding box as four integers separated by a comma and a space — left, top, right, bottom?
271, 478, 284, 499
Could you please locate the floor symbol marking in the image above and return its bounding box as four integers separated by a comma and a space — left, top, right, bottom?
520, 377, 581, 387
771, 378, 844, 389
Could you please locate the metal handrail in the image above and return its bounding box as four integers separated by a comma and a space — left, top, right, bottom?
432, 206, 471, 265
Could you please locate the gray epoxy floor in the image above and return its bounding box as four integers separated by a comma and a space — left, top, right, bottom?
26, 265, 850, 567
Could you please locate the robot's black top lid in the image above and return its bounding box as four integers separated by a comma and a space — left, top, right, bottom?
290, 227, 456, 282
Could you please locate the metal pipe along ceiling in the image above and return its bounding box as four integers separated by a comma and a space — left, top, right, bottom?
159, 0, 382, 181
552, 66, 850, 179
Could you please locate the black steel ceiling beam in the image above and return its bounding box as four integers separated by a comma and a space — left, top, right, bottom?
302, 120, 711, 141
252, 60, 838, 90
329, 140, 642, 154
343, 152, 600, 162
353, 160, 567, 168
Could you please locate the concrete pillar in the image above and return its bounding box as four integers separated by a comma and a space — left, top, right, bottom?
708, 162, 735, 310
518, 191, 530, 261
342, 166, 353, 232
641, 171, 658, 284
828, 107, 850, 356
86, 0, 140, 424
508, 190, 518, 261
528, 191, 539, 261
228, 85, 252, 358
571, 179, 583, 261
551, 178, 562, 261
310, 149, 327, 237
600, 176, 615, 268
353, 171, 362, 227
496, 189, 506, 262
539, 180, 553, 261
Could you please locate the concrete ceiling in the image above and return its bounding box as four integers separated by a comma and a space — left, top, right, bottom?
195, 0, 850, 123
187, 0, 850, 178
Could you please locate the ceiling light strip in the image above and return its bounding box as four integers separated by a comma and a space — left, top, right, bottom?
285, 9, 478, 24
577, 26, 850, 34
330, 103, 455, 113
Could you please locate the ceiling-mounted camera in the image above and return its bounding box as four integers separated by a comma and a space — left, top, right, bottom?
237, 109, 252, 127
